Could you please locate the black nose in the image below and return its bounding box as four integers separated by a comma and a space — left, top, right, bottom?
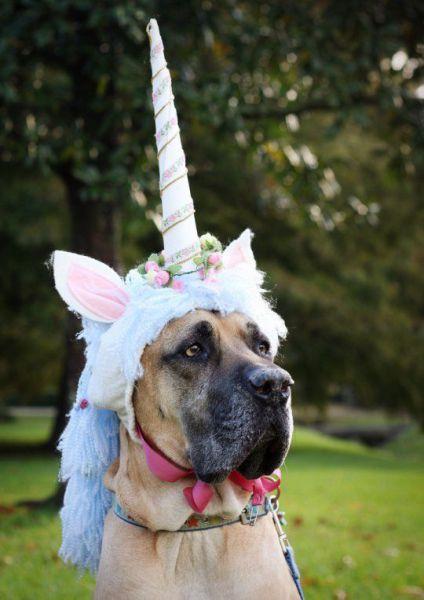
246, 366, 294, 403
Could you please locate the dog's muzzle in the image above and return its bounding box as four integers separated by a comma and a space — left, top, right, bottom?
188, 364, 294, 484
245, 365, 294, 405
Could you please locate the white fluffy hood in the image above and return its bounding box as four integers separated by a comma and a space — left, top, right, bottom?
53, 230, 287, 438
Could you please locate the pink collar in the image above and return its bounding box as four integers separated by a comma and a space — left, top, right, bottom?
136, 424, 281, 513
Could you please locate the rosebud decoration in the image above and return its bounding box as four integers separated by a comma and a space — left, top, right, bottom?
200, 233, 222, 252
208, 252, 222, 266
145, 270, 157, 285
155, 270, 170, 287
145, 261, 160, 273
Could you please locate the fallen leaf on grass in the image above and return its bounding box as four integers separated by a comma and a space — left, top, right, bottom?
404, 542, 418, 551
384, 547, 400, 557
342, 555, 355, 568
334, 589, 348, 599
0, 505, 15, 515
301, 576, 320, 587
293, 515, 304, 527
24, 541, 37, 551
398, 586, 424, 598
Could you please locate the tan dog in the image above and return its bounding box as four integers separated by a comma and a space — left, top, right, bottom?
95, 310, 298, 599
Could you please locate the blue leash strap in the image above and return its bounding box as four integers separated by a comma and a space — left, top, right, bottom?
284, 544, 305, 600
267, 497, 305, 599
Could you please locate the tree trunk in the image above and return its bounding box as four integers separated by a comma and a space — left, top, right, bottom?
46, 177, 121, 453
44, 313, 80, 451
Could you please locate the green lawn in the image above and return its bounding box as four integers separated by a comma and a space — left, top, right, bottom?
0, 418, 423, 599
0, 415, 52, 445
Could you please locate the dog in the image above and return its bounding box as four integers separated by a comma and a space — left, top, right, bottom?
95, 309, 298, 599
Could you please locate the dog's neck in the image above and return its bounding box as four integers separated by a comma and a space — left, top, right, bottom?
104, 425, 250, 531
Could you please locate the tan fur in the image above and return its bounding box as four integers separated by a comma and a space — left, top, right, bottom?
96, 311, 298, 599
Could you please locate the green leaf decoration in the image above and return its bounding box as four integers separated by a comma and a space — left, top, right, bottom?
200, 233, 221, 251
166, 264, 182, 275
147, 253, 161, 264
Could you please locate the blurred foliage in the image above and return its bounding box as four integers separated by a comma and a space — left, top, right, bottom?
0, 1, 423, 421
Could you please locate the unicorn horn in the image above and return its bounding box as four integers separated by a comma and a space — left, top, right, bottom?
146, 19, 201, 271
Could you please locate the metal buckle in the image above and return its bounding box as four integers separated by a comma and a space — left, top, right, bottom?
240, 503, 260, 526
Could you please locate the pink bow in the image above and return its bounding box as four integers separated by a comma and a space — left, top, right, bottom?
136, 424, 281, 513
183, 481, 215, 513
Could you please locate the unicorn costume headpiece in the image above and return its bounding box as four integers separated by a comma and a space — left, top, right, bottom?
54, 19, 287, 572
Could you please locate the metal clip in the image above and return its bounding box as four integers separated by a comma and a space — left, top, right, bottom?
240, 503, 260, 526
269, 495, 289, 552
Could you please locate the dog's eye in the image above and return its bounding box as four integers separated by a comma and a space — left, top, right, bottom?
185, 343, 202, 358
257, 340, 270, 355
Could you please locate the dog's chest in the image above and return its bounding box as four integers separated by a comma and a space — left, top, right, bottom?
95, 512, 299, 599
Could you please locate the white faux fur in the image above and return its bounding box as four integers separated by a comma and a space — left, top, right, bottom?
55, 231, 287, 571
88, 236, 287, 438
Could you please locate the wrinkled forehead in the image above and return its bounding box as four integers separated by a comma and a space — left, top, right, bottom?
148, 309, 266, 354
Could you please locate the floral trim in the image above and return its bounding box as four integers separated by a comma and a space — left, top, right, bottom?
152, 76, 171, 105
165, 240, 201, 266
155, 115, 178, 146
160, 155, 186, 189
136, 234, 223, 290
150, 42, 164, 58
162, 200, 194, 233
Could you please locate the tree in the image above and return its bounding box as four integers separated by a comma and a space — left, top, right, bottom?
0, 1, 422, 431
0, 1, 155, 444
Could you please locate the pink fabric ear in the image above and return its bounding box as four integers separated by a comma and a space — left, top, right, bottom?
223, 242, 248, 268
223, 229, 256, 269
68, 262, 129, 322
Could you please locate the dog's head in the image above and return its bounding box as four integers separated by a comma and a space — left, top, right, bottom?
134, 309, 293, 483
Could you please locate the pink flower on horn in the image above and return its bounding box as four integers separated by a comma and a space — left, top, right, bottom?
172, 279, 185, 292
154, 270, 170, 287
208, 252, 222, 266
145, 261, 160, 273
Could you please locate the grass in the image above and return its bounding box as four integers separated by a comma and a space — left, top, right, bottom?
0, 416, 52, 445
0, 418, 423, 599
284, 428, 423, 599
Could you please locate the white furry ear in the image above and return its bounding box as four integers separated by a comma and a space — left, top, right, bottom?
52, 251, 129, 323
223, 229, 256, 270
